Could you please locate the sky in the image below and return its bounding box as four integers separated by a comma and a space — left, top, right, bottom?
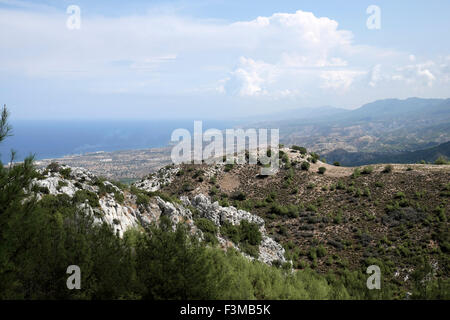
1, 0, 449, 120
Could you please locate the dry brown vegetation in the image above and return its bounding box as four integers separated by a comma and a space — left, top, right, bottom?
157, 148, 450, 292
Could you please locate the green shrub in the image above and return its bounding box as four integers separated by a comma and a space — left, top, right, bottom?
336, 180, 346, 190
318, 167, 326, 174
269, 202, 289, 216
266, 191, 277, 203
310, 152, 320, 161
46, 162, 60, 173
375, 181, 384, 188
316, 245, 327, 258
383, 165, 393, 173
219, 198, 230, 207
352, 168, 361, 178
31, 184, 48, 194
240, 242, 259, 258
333, 210, 343, 224
73, 189, 100, 207
291, 146, 307, 154
231, 191, 247, 201
308, 247, 317, 260
182, 183, 194, 192
361, 166, 374, 174
224, 163, 234, 172
114, 192, 125, 204
220, 221, 241, 243
333, 161, 340, 166
435, 156, 449, 165
176, 170, 184, 176
239, 220, 262, 246
195, 218, 218, 244
301, 161, 310, 171
220, 220, 261, 258
209, 186, 218, 196
59, 167, 72, 179
136, 192, 150, 206
395, 192, 406, 199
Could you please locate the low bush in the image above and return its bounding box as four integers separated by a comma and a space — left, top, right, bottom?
435, 156, 449, 165
195, 218, 218, 245
291, 145, 307, 154
231, 191, 246, 201
352, 168, 361, 178
73, 189, 100, 207
318, 167, 326, 174
224, 163, 234, 172
361, 166, 374, 175
301, 161, 310, 171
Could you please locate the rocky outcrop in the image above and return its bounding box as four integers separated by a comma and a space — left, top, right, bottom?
31, 164, 286, 265
134, 165, 179, 192
189, 194, 265, 227
31, 166, 141, 237
155, 197, 198, 232
185, 194, 286, 265
99, 194, 140, 237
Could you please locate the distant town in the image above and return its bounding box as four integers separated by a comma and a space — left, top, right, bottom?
35, 147, 172, 182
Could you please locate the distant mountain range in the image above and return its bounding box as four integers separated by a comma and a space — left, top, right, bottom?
247, 105, 349, 122
323, 141, 450, 166
249, 97, 450, 156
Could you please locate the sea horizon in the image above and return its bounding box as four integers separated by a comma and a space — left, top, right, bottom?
0, 119, 240, 162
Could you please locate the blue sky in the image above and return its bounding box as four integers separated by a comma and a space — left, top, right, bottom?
1, 0, 449, 120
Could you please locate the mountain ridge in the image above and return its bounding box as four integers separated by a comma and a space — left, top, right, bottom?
323, 141, 450, 166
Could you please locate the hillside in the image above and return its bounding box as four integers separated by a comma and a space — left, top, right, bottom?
135, 147, 450, 297
28, 163, 286, 265
2, 146, 449, 299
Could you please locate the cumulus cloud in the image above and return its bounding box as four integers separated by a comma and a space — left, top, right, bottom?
320, 70, 366, 91
369, 64, 382, 87
393, 61, 441, 87
223, 57, 279, 96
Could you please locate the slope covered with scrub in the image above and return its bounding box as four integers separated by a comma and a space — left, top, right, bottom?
137, 146, 450, 298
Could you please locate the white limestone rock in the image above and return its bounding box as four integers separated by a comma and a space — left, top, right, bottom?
189, 194, 285, 265
134, 165, 179, 192
99, 194, 140, 238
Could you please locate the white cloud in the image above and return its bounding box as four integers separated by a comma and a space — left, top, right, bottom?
224, 57, 278, 96
0, 5, 448, 115
320, 70, 366, 91
393, 61, 440, 87
369, 64, 382, 87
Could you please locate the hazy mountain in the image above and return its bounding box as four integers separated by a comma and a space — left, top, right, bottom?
323, 141, 450, 166
251, 97, 450, 154
244, 105, 349, 123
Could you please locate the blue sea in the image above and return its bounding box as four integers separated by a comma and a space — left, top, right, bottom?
0, 119, 239, 162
